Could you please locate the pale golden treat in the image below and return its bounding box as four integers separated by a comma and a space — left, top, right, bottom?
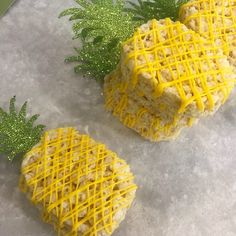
19, 127, 137, 236
104, 18, 235, 141
104, 69, 197, 141
179, 0, 236, 68
120, 19, 235, 117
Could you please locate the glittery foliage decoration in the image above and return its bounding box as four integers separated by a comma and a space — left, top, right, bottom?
0, 96, 45, 161
59, 0, 141, 81
126, 0, 189, 22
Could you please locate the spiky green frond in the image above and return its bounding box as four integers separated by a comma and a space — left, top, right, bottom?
0, 96, 45, 161
59, 0, 141, 80
65, 41, 121, 80
126, 0, 189, 22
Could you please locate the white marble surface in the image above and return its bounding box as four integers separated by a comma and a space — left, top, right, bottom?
1, 1, 236, 235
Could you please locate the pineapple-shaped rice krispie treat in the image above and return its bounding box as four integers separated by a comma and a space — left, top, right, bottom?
179, 0, 236, 69
0, 98, 137, 236
20, 127, 137, 236
104, 19, 235, 141
61, 0, 236, 141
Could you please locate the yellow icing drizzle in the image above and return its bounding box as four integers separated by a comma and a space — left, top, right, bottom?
180, 0, 236, 57
123, 18, 235, 113
104, 72, 189, 141
104, 18, 235, 141
19, 127, 137, 236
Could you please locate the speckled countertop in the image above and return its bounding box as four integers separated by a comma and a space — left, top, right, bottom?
1, 1, 236, 236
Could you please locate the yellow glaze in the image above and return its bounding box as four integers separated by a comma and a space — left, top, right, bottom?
180, 0, 236, 57
105, 71, 195, 141
123, 19, 234, 113
20, 127, 137, 236
104, 18, 235, 141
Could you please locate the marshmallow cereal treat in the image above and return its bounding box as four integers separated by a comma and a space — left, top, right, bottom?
104, 68, 195, 141
20, 127, 137, 236
179, 0, 236, 69
104, 19, 235, 141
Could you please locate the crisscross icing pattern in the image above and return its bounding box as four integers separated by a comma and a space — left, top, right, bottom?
104, 69, 193, 141
180, 0, 236, 65
123, 18, 235, 113
20, 127, 137, 236
104, 18, 235, 141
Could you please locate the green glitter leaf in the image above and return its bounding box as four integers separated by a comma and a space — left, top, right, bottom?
126, 0, 190, 22
66, 43, 120, 80
58, 8, 83, 18
0, 96, 45, 161
59, 0, 141, 81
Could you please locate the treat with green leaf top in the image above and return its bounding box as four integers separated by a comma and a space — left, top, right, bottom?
60, 0, 236, 142
0, 96, 137, 235
0, 96, 45, 161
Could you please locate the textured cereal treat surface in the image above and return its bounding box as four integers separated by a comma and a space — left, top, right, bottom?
104, 18, 235, 141
104, 69, 197, 141
19, 127, 137, 236
179, 0, 236, 68
121, 19, 235, 116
